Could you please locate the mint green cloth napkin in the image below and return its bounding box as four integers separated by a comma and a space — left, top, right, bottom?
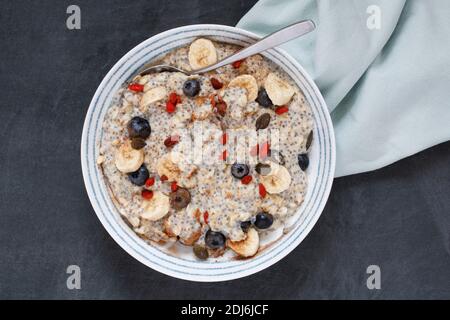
237, 0, 450, 177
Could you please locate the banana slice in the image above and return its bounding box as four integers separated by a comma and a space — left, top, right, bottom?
164, 205, 202, 245
227, 228, 259, 257
157, 152, 197, 188
264, 73, 295, 105
156, 153, 181, 182
139, 86, 167, 108
140, 191, 170, 221
188, 38, 218, 70
259, 161, 292, 194
228, 74, 258, 102
114, 141, 144, 173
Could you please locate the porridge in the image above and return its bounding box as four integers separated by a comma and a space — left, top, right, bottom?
97, 39, 314, 260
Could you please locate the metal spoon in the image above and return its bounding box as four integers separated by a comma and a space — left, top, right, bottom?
134, 20, 315, 78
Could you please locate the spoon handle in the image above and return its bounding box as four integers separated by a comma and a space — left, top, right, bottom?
192, 20, 315, 74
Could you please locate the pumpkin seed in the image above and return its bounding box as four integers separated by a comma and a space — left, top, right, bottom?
255, 163, 271, 175
193, 244, 209, 260
306, 130, 313, 151
170, 188, 191, 210
255, 113, 271, 130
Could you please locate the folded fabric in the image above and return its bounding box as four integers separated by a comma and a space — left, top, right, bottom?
237, 0, 450, 177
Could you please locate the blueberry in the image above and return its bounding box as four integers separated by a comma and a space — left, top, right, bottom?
231, 163, 249, 179
128, 164, 149, 186
127, 117, 151, 139
297, 153, 309, 171
254, 212, 273, 229
183, 79, 201, 97
205, 230, 226, 249
256, 88, 273, 108
240, 221, 252, 233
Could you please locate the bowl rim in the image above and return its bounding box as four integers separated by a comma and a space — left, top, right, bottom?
81, 24, 336, 282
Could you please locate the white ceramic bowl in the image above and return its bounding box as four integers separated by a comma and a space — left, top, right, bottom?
81, 24, 335, 282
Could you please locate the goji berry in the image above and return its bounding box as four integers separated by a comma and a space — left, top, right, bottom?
164, 135, 179, 148
145, 177, 155, 188
259, 183, 267, 198
250, 144, 259, 157
232, 59, 244, 69
128, 83, 144, 92
259, 142, 270, 159
166, 101, 176, 113
141, 189, 154, 200
221, 133, 227, 145
241, 175, 253, 185
216, 101, 227, 117
275, 106, 289, 115
168, 92, 179, 104
220, 150, 227, 161
210, 77, 223, 89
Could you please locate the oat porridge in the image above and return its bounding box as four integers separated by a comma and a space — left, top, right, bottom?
97, 38, 314, 260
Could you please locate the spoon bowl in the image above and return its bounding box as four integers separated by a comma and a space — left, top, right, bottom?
133, 20, 315, 79
139, 64, 186, 76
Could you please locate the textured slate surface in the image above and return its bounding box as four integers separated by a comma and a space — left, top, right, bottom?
0, 0, 449, 299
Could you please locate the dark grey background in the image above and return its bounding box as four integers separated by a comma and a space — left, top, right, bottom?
0, 0, 449, 299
